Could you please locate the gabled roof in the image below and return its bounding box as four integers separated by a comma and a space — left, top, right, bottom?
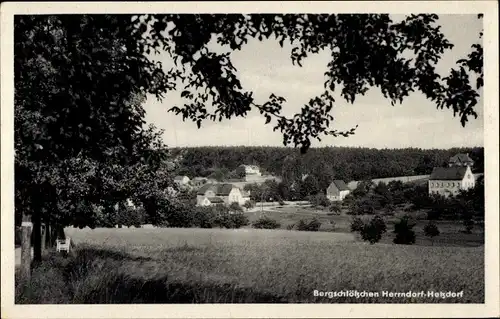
449, 153, 474, 164
196, 183, 238, 196
329, 180, 350, 191
429, 167, 469, 180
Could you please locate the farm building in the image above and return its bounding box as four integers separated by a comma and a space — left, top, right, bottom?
448, 153, 474, 168
196, 183, 247, 207
428, 166, 475, 197
238, 164, 262, 182
326, 180, 351, 201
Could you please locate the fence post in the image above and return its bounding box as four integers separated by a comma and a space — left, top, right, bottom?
20, 214, 33, 281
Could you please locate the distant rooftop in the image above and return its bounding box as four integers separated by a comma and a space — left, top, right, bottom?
430, 167, 469, 180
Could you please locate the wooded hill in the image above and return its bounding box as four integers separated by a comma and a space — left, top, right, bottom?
170, 146, 484, 186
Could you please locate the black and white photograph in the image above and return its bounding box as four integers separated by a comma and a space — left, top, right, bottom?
1, 1, 499, 318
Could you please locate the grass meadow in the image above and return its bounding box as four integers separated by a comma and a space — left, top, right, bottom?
247, 206, 485, 247
15, 226, 484, 304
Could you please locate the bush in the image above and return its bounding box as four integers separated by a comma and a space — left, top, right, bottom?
371, 215, 387, 234
296, 218, 321, 232
163, 202, 195, 228
243, 200, 256, 210
360, 215, 387, 244
252, 216, 281, 229
350, 217, 365, 232
229, 202, 243, 212
328, 203, 342, 215
192, 207, 217, 228
423, 222, 440, 245
214, 210, 249, 229
286, 223, 295, 230
393, 216, 416, 245
360, 224, 382, 244
424, 222, 440, 238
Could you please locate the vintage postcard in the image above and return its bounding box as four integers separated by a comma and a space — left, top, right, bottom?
1, 1, 499, 318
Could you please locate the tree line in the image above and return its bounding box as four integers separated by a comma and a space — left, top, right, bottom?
171, 146, 484, 185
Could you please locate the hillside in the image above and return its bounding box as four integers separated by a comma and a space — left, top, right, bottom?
169, 146, 484, 187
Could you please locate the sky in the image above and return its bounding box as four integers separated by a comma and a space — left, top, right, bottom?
142, 14, 484, 149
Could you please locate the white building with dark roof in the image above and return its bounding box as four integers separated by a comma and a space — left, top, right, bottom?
428, 166, 475, 197
196, 183, 246, 206
326, 180, 351, 201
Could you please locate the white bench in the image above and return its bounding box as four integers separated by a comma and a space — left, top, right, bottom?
56, 237, 71, 252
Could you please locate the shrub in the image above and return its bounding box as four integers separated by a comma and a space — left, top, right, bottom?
163, 202, 195, 228
328, 203, 342, 215
214, 210, 249, 229
360, 224, 382, 244
243, 200, 255, 210
229, 202, 243, 212
371, 215, 387, 234
355, 198, 375, 215
229, 212, 250, 229
424, 222, 440, 237
296, 218, 321, 232
286, 223, 295, 230
423, 222, 440, 245
350, 217, 365, 232
393, 216, 416, 245
360, 215, 387, 244
192, 207, 217, 228
252, 216, 281, 229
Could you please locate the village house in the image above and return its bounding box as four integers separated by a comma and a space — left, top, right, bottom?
238, 164, 262, 182
326, 180, 351, 201
448, 153, 474, 167
196, 183, 246, 207
173, 175, 190, 187
428, 166, 475, 197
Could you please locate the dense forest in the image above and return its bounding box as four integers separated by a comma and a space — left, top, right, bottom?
170, 146, 484, 186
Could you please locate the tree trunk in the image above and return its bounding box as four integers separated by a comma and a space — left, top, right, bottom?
41, 223, 46, 251
20, 214, 32, 280
45, 221, 52, 248
32, 210, 42, 262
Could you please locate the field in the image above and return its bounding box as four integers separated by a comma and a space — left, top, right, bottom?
246, 205, 485, 247
16, 226, 484, 304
